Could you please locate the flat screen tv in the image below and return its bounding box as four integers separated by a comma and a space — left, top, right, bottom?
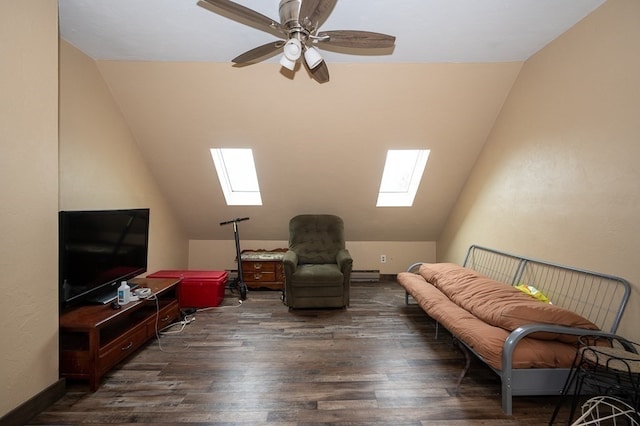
59, 208, 150, 311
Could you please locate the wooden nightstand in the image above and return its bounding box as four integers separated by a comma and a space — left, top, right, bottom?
240, 248, 287, 290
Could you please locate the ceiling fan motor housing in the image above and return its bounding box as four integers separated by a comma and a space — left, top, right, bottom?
279, 0, 309, 43
279, 0, 301, 28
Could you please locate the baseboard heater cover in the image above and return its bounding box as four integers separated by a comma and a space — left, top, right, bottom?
351, 270, 380, 282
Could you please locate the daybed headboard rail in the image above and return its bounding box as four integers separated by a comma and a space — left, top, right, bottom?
463, 245, 631, 333
463, 245, 522, 285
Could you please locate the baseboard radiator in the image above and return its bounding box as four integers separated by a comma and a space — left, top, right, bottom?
351, 270, 380, 282
227, 269, 381, 283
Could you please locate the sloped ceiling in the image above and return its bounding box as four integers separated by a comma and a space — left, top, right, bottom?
95, 60, 520, 241
58, 1, 605, 241
59, 0, 604, 63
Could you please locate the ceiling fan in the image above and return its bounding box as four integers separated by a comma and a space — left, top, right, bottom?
198, 0, 396, 83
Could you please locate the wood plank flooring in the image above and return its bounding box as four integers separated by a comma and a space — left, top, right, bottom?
30, 281, 574, 425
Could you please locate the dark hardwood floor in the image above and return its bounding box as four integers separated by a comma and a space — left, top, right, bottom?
31, 281, 574, 425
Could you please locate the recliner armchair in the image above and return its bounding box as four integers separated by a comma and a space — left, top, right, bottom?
283, 214, 352, 309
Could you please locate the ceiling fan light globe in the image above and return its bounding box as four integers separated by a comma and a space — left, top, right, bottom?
304, 47, 323, 69
280, 54, 297, 71
283, 38, 302, 61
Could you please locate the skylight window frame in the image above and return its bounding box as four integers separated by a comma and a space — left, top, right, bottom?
210, 148, 262, 206
376, 149, 430, 207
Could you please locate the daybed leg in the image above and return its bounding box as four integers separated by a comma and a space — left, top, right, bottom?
502, 379, 513, 415
453, 338, 471, 396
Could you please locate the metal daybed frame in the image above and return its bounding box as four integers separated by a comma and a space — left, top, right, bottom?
405, 245, 631, 415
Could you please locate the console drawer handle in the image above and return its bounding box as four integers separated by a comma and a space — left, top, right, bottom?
253, 263, 262, 270
160, 315, 171, 323
121, 341, 133, 351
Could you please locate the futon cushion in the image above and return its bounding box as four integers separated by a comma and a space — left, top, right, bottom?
418, 263, 599, 341
397, 271, 579, 370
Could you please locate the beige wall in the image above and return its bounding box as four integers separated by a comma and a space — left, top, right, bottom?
59, 40, 189, 274
95, 60, 522, 243
0, 33, 190, 418
438, 0, 640, 341
189, 239, 436, 274
0, 0, 59, 417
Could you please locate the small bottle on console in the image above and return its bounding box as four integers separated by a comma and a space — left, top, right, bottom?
117, 281, 131, 305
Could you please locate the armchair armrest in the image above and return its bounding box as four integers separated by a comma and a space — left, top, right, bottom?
336, 249, 353, 273
283, 250, 298, 277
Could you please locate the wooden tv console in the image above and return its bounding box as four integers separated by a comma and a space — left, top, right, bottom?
59, 277, 180, 391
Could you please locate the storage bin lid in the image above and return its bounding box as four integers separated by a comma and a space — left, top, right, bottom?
148, 270, 228, 280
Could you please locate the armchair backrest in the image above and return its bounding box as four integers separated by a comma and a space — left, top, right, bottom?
289, 214, 345, 264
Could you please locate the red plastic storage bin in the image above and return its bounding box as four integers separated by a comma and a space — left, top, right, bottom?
147, 270, 228, 308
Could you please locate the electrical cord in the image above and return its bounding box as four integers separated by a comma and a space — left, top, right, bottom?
136, 291, 191, 353
160, 315, 195, 334
196, 298, 243, 312
137, 289, 244, 352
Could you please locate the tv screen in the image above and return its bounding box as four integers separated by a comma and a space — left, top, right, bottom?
59, 208, 150, 311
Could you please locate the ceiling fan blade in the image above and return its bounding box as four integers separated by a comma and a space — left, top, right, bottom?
198, 0, 283, 36
232, 41, 285, 65
318, 30, 396, 49
299, 0, 337, 32
305, 60, 330, 84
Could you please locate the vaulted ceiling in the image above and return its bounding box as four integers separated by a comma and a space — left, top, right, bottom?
58, 0, 605, 241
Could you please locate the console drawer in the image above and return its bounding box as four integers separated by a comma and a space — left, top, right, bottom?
146, 302, 180, 335
98, 324, 147, 375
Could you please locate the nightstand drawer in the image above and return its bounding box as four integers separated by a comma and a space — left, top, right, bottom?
243, 261, 275, 273
246, 271, 276, 282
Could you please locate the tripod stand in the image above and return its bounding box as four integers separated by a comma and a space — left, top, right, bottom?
219, 217, 249, 300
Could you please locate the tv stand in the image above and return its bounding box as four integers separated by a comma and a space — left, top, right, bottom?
59, 277, 180, 391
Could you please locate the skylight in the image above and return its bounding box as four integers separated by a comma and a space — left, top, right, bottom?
210, 148, 262, 206
376, 149, 430, 207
